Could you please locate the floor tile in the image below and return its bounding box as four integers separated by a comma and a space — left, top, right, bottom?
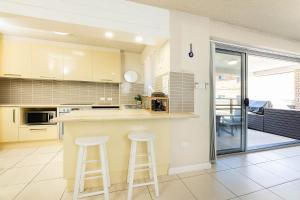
15, 153, 55, 167
0, 148, 37, 158
34, 163, 63, 182
0, 156, 24, 169
158, 174, 179, 182
51, 151, 63, 163
271, 146, 300, 157
0, 184, 26, 200
177, 170, 206, 179
269, 181, 300, 200
149, 180, 195, 200
238, 189, 281, 200
257, 161, 300, 181
218, 156, 253, 168
61, 187, 151, 200
15, 178, 66, 200
253, 151, 286, 161
205, 161, 232, 173
0, 165, 43, 187
234, 165, 287, 188
183, 174, 236, 200
237, 153, 270, 164
276, 156, 300, 171
212, 170, 263, 196
35, 145, 62, 154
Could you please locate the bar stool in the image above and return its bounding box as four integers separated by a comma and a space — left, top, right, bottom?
73, 136, 110, 200
127, 132, 159, 200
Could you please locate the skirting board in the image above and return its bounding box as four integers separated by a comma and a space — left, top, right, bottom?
168, 162, 211, 175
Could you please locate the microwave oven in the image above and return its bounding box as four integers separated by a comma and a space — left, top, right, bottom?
25, 111, 56, 125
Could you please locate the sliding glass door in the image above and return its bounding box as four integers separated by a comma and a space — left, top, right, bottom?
214, 49, 247, 155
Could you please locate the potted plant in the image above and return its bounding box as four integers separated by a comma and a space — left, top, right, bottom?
134, 94, 142, 106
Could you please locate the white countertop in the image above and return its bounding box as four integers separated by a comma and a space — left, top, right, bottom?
52, 109, 198, 122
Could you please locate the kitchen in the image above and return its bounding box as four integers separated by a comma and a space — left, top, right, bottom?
0, 6, 198, 200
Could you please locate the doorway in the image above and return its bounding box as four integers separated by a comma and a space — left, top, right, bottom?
213, 44, 300, 155
214, 49, 247, 155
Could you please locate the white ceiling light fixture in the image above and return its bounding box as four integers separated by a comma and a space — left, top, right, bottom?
135, 36, 143, 43
228, 60, 238, 65
104, 31, 114, 39
53, 31, 70, 36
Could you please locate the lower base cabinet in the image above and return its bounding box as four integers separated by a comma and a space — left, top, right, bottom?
19, 125, 59, 141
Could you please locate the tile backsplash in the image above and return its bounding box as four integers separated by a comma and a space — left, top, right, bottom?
169, 72, 194, 113
0, 78, 120, 105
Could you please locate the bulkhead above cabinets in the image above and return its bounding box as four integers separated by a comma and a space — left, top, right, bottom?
0, 36, 121, 83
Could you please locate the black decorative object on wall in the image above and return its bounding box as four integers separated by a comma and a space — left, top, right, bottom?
188, 43, 194, 58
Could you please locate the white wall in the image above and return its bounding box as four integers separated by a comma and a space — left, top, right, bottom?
142, 42, 170, 95
210, 20, 300, 55
169, 11, 211, 171
121, 52, 144, 84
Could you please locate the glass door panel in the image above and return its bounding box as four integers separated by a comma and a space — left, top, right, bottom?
215, 49, 246, 154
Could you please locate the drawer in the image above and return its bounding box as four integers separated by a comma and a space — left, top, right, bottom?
19, 125, 58, 141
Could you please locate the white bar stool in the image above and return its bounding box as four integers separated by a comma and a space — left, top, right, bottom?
73, 136, 110, 200
127, 132, 159, 200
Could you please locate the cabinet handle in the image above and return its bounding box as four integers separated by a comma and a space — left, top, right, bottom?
4, 73, 21, 77
100, 79, 113, 82
12, 109, 15, 123
29, 128, 47, 131
40, 76, 55, 79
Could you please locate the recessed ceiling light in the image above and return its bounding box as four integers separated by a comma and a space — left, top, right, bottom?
104, 31, 114, 39
53, 31, 70, 36
135, 36, 143, 43
228, 60, 238, 65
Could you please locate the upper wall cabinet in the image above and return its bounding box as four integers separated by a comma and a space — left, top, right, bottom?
0, 37, 31, 78
31, 43, 64, 80
92, 50, 121, 83
63, 47, 93, 82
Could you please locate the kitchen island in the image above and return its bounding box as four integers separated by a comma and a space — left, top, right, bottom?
53, 109, 197, 191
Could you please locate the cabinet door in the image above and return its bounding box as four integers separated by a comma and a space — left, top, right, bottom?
92, 50, 121, 82
0, 107, 20, 142
63, 48, 92, 81
0, 37, 31, 78
31, 43, 63, 80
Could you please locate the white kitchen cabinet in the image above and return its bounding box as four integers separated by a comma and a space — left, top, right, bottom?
0, 107, 20, 142
19, 125, 58, 141
31, 43, 64, 80
92, 50, 121, 82
63, 47, 93, 81
0, 37, 31, 78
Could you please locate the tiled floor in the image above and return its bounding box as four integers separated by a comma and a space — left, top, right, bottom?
1, 143, 300, 200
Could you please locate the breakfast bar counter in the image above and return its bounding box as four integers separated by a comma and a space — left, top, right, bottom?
53, 110, 197, 191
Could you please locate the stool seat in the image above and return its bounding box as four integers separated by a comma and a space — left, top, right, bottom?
128, 132, 155, 142
75, 136, 109, 146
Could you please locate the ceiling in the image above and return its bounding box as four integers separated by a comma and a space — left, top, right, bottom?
0, 13, 146, 53
131, 0, 300, 42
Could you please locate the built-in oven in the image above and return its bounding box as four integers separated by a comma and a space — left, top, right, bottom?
25, 111, 56, 125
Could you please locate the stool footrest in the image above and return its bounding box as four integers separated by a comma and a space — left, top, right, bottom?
84, 175, 102, 180
78, 191, 104, 198
84, 160, 99, 164
133, 181, 155, 188
84, 169, 102, 175
134, 168, 150, 173
136, 154, 150, 157
135, 163, 152, 168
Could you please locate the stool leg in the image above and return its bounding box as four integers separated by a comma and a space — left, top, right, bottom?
127, 141, 134, 183
99, 144, 109, 200
79, 147, 87, 192
147, 141, 153, 180
103, 143, 111, 187
73, 146, 84, 200
150, 140, 159, 197
128, 141, 137, 200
